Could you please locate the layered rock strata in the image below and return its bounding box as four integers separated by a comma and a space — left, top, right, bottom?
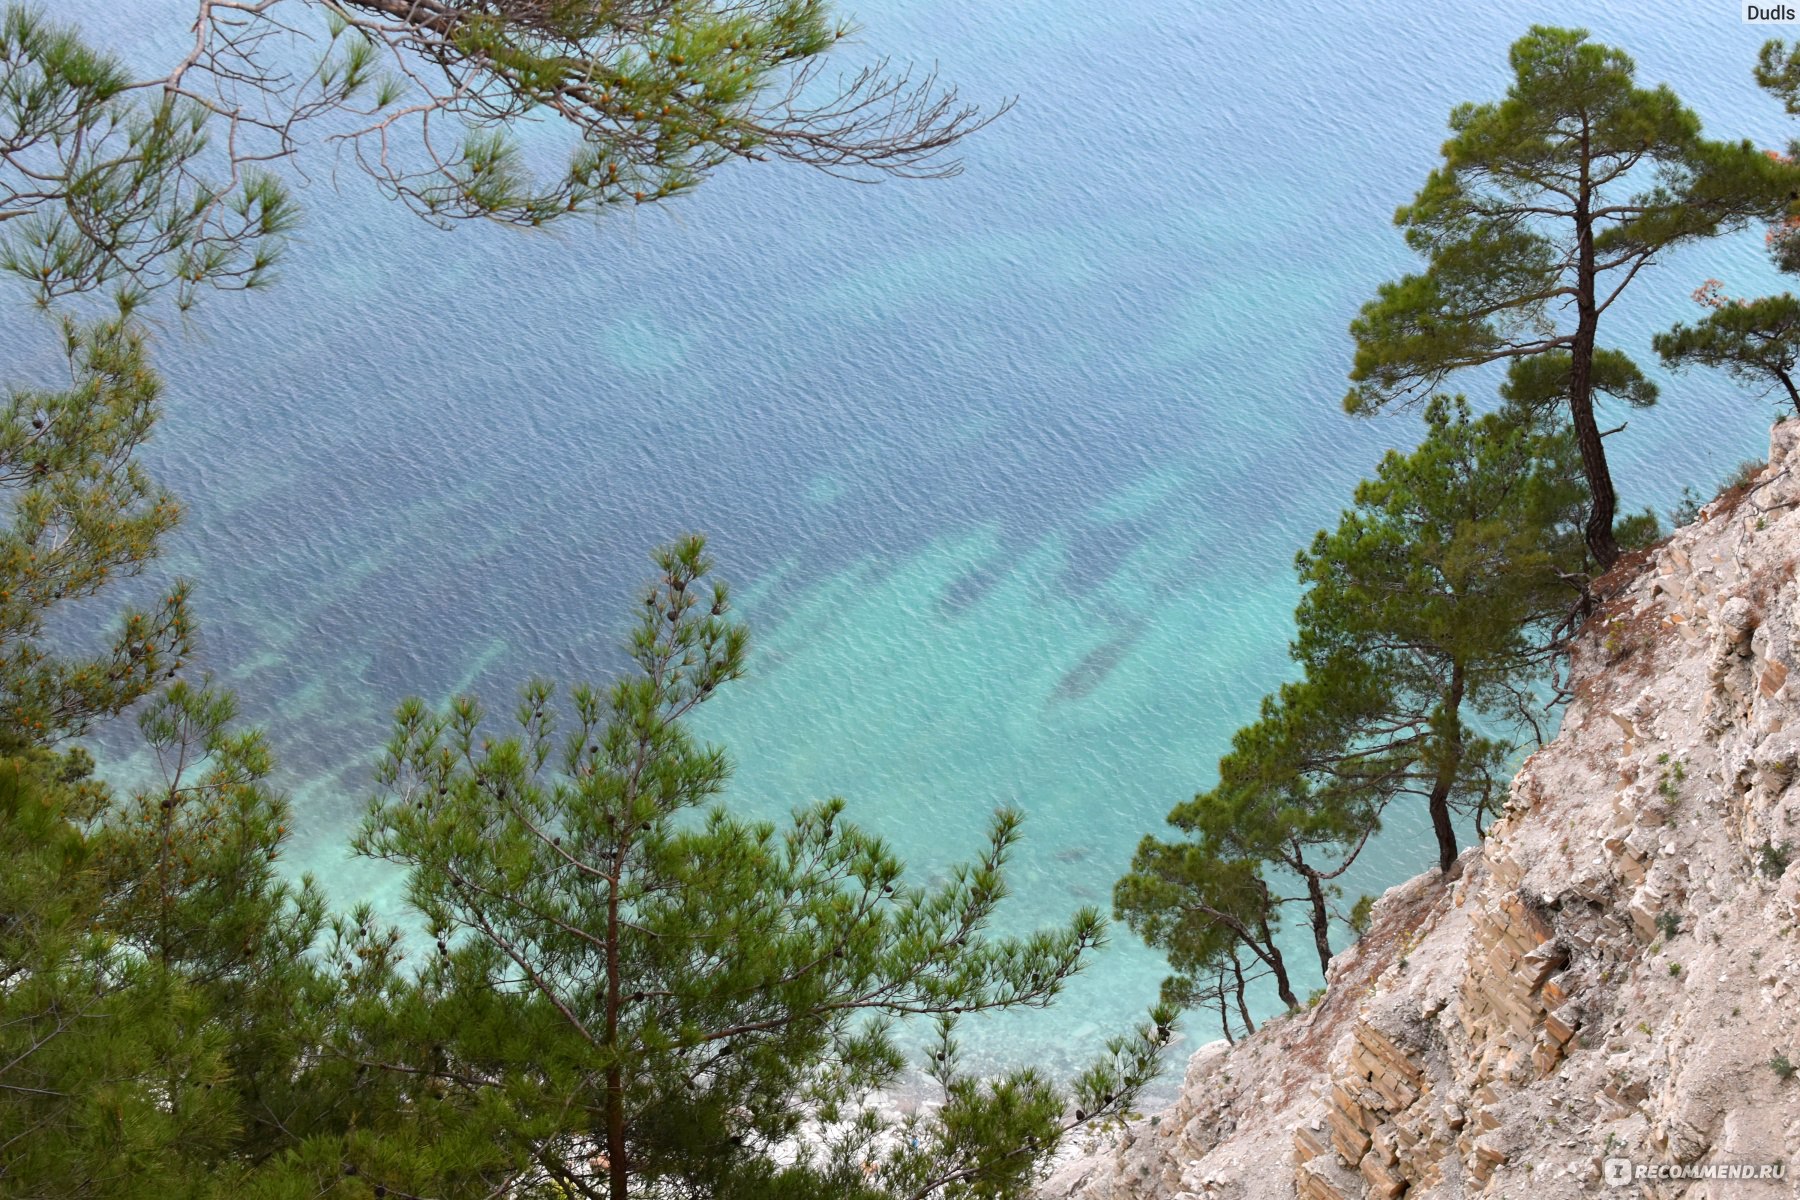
1043, 422, 1800, 1199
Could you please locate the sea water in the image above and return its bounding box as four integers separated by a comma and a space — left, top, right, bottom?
12, 0, 1798, 1097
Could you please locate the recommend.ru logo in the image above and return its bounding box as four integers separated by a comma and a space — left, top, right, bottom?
1604, 1157, 1788, 1187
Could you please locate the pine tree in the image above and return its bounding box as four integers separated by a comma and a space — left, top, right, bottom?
1116, 398, 1594, 1039
1, 2, 997, 308
1654, 285, 1800, 415
1115, 817, 1304, 1015
1188, 670, 1391, 976
0, 320, 359, 1196
0, 753, 201, 1197
1158, 942, 1266, 1045
1113, 657, 1392, 1029
1294, 396, 1588, 874
0, 685, 350, 1196
91, 683, 340, 1183
0, 316, 191, 751
354, 536, 1172, 1200
1345, 25, 1799, 567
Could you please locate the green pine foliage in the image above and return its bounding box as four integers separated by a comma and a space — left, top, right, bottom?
1118, 399, 1591, 1039
1648, 34, 1800, 421
0, 524, 1176, 1199
1293, 397, 1588, 870
0, 317, 191, 752
353, 536, 1172, 1200
0, 7, 296, 307
1655, 291, 1800, 416
1115, 798, 1305, 1017
0, 754, 200, 1198
1344, 25, 1800, 566
0, 2, 996, 309
17, 12, 1800, 1195
0, 681, 350, 1196
0, 9, 1146, 1194
92, 683, 342, 1183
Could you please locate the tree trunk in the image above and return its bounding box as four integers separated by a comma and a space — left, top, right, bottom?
1778, 367, 1800, 417
1572, 139, 1620, 569
1302, 868, 1333, 977
1255, 914, 1300, 1010
1231, 952, 1256, 1036
606, 871, 627, 1200
1426, 663, 1467, 875
606, 1051, 626, 1198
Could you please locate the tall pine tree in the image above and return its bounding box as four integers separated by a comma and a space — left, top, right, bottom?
1294, 396, 1589, 873
1345, 25, 1798, 566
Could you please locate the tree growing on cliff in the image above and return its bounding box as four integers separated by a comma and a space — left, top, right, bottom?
354, 536, 1173, 1200
1114, 819, 1304, 1017
1191, 668, 1395, 972
1294, 395, 1589, 874
1345, 25, 1800, 567
1649, 51, 1800, 420
1160, 943, 1270, 1044
1115, 663, 1390, 1021
1, 1, 999, 308
1117, 398, 1595, 1038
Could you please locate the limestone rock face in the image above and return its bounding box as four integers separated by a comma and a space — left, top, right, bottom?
1040, 422, 1800, 1199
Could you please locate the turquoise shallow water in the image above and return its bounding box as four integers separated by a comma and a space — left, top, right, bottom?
13, 0, 1800, 1093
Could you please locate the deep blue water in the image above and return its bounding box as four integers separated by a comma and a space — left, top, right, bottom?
14, 0, 1800, 1091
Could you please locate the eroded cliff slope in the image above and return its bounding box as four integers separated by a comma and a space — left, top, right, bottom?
1043, 422, 1800, 1199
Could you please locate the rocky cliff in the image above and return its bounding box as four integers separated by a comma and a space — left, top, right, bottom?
1042, 422, 1800, 1199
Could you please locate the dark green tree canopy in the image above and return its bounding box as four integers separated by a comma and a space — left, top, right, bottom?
1296, 395, 1589, 870
1117, 397, 1595, 1043
1115, 816, 1302, 1017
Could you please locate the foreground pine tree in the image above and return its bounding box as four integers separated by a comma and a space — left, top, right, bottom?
355, 535, 1172, 1200
0, 325, 1169, 1197
0, 322, 339, 1194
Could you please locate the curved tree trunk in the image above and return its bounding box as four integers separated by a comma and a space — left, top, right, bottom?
1426, 664, 1467, 875
1231, 952, 1256, 1037
1569, 358, 1618, 568
1254, 913, 1300, 1010
1302, 868, 1333, 977
1572, 137, 1620, 569
1778, 367, 1800, 417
